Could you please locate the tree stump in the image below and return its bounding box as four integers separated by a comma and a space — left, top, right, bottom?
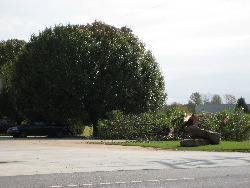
180, 139, 209, 147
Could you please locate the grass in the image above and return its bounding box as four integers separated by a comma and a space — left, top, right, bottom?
101, 140, 250, 152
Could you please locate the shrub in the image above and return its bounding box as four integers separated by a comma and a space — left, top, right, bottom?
164, 108, 187, 139
198, 113, 218, 131
217, 108, 250, 141
98, 108, 250, 141
98, 109, 188, 140
98, 110, 170, 140
198, 108, 250, 141
67, 119, 85, 136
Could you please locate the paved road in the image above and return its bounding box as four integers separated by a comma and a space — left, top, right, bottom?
0, 166, 249, 188
0, 137, 250, 187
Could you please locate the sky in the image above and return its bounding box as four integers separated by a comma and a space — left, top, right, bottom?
1, 0, 250, 104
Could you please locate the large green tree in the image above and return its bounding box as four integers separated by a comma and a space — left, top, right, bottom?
12, 22, 166, 135
0, 39, 26, 67
0, 39, 26, 124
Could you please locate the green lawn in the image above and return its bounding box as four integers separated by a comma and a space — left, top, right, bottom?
102, 140, 250, 152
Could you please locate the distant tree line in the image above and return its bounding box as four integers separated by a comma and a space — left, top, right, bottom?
166, 92, 248, 113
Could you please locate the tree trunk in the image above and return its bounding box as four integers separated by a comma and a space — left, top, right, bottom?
92, 120, 99, 137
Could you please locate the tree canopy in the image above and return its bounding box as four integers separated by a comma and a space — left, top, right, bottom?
187, 92, 202, 112
0, 39, 26, 123
210, 94, 222, 104
0, 39, 26, 67
9, 22, 166, 135
224, 94, 237, 104
236, 97, 248, 113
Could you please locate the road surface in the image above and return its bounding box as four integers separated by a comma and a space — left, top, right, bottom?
0, 137, 249, 187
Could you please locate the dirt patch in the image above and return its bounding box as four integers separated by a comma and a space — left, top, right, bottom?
0, 137, 158, 151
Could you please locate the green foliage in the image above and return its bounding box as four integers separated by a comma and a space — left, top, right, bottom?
0, 39, 26, 67
189, 92, 203, 105
236, 97, 248, 113
199, 109, 250, 141
12, 24, 90, 123
98, 108, 249, 141
98, 108, 187, 140
164, 108, 187, 138
98, 110, 170, 140
0, 39, 26, 124
210, 94, 222, 104
187, 92, 203, 113
80, 126, 93, 137
198, 113, 218, 131
9, 22, 166, 135
164, 103, 189, 112
219, 109, 250, 141
67, 119, 85, 136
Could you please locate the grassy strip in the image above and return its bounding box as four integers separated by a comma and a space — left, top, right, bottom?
101, 140, 250, 152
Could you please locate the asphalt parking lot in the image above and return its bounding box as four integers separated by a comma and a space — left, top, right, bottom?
1, 136, 250, 176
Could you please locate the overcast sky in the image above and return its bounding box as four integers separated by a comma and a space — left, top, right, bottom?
1, 0, 249, 104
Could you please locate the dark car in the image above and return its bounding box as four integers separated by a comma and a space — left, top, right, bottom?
0, 120, 15, 135
7, 122, 70, 138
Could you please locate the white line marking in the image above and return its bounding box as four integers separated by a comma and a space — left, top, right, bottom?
183, 178, 194, 180
147, 180, 160, 182
50, 186, 62, 188
82, 184, 93, 186
131, 181, 142, 183
100, 183, 111, 185
166, 179, 178, 181
115, 182, 126, 184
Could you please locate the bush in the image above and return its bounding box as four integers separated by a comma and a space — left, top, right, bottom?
98, 108, 189, 140
198, 113, 218, 131
98, 110, 170, 140
198, 108, 250, 141
98, 108, 250, 141
67, 119, 85, 136
217, 108, 250, 141
164, 108, 187, 139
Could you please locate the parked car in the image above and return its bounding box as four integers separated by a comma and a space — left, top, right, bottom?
7, 122, 70, 138
0, 120, 15, 135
